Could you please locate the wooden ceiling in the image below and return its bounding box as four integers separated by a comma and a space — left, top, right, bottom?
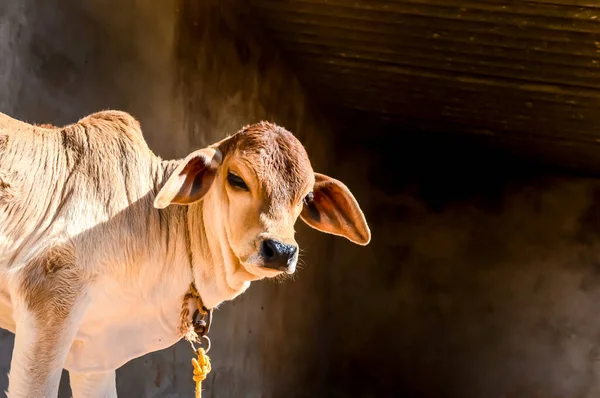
247, 0, 600, 173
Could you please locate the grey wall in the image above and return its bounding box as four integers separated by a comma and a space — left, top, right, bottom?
0, 0, 335, 397
325, 133, 600, 398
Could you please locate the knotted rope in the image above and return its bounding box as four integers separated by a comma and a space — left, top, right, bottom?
179, 282, 212, 398
192, 347, 212, 398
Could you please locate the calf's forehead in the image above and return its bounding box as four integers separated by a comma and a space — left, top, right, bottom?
223, 122, 315, 204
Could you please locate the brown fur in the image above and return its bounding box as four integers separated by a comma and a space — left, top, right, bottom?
21, 244, 79, 317
218, 122, 314, 205
15, 245, 85, 397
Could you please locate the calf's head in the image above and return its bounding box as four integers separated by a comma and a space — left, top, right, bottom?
154, 122, 370, 285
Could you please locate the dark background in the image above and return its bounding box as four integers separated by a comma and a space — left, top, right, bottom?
2, 0, 600, 397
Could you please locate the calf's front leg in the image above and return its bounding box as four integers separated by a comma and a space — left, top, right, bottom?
7, 254, 88, 398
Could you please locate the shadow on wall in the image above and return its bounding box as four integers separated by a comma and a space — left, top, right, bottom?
324, 131, 600, 398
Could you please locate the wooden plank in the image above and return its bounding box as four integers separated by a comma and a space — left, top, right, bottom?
248, 0, 600, 146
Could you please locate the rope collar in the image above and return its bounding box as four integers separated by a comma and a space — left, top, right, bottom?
179, 206, 213, 397
179, 206, 213, 343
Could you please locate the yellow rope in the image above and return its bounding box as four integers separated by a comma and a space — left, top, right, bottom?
192, 347, 212, 398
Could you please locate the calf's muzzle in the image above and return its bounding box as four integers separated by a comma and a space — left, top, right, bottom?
260, 239, 298, 274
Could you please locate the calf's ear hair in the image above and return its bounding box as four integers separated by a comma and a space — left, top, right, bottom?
154, 148, 222, 209
300, 173, 371, 245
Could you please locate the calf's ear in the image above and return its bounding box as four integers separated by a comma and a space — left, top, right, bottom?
300, 173, 371, 245
154, 148, 222, 209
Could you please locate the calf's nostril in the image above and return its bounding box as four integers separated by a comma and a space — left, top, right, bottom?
262, 240, 275, 259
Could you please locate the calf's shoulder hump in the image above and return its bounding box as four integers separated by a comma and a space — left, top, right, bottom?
77, 110, 148, 148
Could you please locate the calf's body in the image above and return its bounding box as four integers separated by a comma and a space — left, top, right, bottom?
0, 111, 198, 396
0, 110, 370, 397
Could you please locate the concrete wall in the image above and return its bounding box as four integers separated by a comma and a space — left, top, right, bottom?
0, 0, 335, 396
326, 132, 600, 398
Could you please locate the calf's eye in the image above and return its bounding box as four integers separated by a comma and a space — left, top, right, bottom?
227, 172, 249, 191
304, 192, 314, 204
